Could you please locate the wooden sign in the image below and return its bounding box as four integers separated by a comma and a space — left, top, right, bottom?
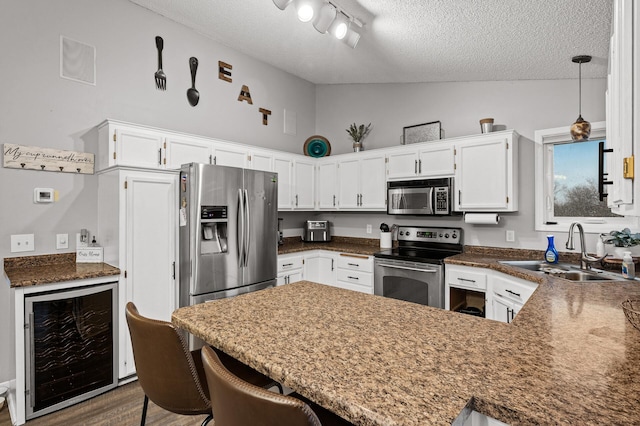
3, 144, 95, 174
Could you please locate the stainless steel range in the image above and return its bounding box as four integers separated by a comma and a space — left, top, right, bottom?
374, 226, 463, 308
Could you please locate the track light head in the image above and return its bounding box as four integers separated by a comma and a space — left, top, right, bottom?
313, 3, 337, 33
272, 0, 293, 11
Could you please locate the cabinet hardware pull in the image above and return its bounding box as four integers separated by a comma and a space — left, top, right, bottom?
158, 148, 162, 165
419, 159, 422, 174
505, 289, 521, 297
506, 308, 512, 323
209, 154, 213, 165
295, 194, 298, 206
457, 277, 476, 283
458, 190, 461, 205
347, 263, 360, 267
415, 160, 418, 174
214, 156, 217, 165
347, 276, 359, 280
172, 262, 176, 279
331, 259, 334, 271
598, 141, 613, 201
333, 195, 336, 206
283, 263, 293, 267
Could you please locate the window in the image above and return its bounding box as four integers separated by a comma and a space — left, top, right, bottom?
534, 122, 638, 232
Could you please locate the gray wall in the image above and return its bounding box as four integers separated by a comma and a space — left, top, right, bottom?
313, 79, 617, 251
0, 0, 315, 383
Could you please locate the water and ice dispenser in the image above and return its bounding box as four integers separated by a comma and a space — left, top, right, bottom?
200, 206, 228, 254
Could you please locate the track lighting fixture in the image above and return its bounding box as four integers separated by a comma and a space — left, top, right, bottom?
570, 55, 592, 141
272, 0, 363, 48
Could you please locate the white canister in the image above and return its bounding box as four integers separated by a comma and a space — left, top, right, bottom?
380, 232, 392, 249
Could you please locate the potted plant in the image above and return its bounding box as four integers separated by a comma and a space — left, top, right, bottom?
601, 228, 640, 257
346, 123, 371, 152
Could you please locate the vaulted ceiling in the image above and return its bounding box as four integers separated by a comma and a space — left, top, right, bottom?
129, 0, 612, 84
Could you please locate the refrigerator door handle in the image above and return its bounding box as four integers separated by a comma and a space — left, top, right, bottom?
244, 188, 250, 267
238, 188, 245, 267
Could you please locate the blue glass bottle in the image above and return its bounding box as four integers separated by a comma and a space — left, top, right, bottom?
545, 235, 559, 264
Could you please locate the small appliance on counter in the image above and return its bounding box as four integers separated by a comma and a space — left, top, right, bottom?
303, 220, 331, 242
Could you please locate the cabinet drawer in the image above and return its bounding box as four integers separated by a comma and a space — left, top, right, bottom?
447, 267, 487, 290
337, 253, 373, 272
337, 269, 373, 286
492, 275, 536, 305
277, 255, 304, 273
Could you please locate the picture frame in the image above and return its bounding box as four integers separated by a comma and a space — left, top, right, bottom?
402, 121, 442, 145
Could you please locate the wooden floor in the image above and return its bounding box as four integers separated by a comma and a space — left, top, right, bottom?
1, 382, 210, 426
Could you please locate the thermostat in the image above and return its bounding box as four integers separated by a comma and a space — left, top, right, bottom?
34, 188, 54, 203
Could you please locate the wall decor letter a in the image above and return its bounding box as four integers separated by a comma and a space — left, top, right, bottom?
237, 85, 253, 104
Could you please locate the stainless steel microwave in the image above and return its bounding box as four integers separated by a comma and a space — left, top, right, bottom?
387, 178, 454, 215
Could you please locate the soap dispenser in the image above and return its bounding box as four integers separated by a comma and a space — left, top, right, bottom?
622, 251, 635, 279
545, 235, 559, 264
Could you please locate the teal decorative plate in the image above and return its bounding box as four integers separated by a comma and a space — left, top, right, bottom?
303, 135, 331, 157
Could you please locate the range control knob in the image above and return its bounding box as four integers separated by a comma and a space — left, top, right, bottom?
444, 233, 449, 238
399, 231, 404, 236
439, 233, 443, 237
452, 233, 458, 239
405, 231, 411, 236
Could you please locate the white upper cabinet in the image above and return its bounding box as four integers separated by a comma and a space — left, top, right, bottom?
294, 158, 315, 210
454, 131, 519, 212
387, 142, 455, 180
249, 149, 273, 172
98, 121, 164, 170
606, 0, 636, 214
274, 155, 294, 209
212, 142, 248, 168
337, 153, 386, 210
316, 159, 338, 209
165, 135, 212, 169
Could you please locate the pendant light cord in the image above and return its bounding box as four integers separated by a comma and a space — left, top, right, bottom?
578, 61, 582, 117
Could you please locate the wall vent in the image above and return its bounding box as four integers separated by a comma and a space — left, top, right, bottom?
60, 35, 96, 85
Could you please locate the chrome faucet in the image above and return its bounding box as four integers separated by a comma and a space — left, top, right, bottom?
565, 222, 607, 269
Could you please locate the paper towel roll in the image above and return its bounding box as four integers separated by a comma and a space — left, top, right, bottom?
464, 213, 500, 225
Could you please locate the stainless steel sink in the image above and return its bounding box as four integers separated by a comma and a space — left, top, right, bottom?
498, 260, 618, 282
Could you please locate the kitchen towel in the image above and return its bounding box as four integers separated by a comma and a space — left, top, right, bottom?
464, 213, 500, 225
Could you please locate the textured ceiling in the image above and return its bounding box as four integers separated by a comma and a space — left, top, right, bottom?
128, 0, 612, 84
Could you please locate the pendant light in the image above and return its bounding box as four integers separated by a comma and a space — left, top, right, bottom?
570, 55, 592, 141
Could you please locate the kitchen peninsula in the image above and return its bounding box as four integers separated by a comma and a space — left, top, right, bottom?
173, 259, 640, 425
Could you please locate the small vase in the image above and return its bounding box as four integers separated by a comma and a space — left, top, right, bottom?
353, 141, 362, 152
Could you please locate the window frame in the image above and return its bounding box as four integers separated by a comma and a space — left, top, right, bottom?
534, 121, 639, 233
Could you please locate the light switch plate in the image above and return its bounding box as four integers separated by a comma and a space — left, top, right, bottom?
56, 233, 69, 249
506, 230, 515, 242
11, 234, 35, 253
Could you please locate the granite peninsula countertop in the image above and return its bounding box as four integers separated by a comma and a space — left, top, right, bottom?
278, 236, 383, 256
4, 253, 120, 287
173, 248, 640, 426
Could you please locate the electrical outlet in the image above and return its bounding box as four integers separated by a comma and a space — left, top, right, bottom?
506, 230, 515, 242
11, 234, 35, 253
366, 224, 372, 234
56, 233, 69, 249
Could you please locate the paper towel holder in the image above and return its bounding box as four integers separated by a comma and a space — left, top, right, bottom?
464, 213, 501, 225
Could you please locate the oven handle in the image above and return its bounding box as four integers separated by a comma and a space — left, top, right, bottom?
376, 263, 438, 273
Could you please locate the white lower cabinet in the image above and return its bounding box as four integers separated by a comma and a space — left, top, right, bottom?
304, 250, 337, 285
490, 273, 537, 324
277, 253, 304, 285
97, 168, 178, 378
336, 253, 374, 293
445, 264, 538, 323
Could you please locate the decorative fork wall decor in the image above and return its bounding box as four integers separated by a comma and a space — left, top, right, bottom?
154, 36, 166, 90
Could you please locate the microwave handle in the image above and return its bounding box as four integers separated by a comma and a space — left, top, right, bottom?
428, 186, 435, 215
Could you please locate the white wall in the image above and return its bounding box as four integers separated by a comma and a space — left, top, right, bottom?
313, 79, 628, 251
0, 0, 316, 383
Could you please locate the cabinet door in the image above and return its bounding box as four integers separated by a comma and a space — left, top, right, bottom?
491, 295, 517, 324
294, 159, 315, 209
387, 149, 418, 179
418, 143, 455, 177
213, 143, 247, 168
337, 158, 360, 209
115, 126, 164, 169
123, 172, 176, 375
165, 136, 212, 169
360, 155, 387, 209
304, 251, 336, 285
274, 156, 293, 209
455, 137, 509, 211
317, 161, 338, 209
250, 150, 273, 172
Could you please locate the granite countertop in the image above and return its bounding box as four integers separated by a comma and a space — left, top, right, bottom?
173, 248, 640, 425
4, 253, 120, 288
278, 236, 384, 256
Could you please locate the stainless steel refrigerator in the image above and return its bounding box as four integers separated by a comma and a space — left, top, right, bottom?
178, 163, 278, 308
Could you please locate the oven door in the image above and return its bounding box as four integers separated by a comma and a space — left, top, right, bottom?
387, 187, 434, 215
374, 259, 443, 308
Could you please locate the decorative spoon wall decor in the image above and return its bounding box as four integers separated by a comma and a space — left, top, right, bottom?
154, 36, 166, 90
187, 57, 200, 106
